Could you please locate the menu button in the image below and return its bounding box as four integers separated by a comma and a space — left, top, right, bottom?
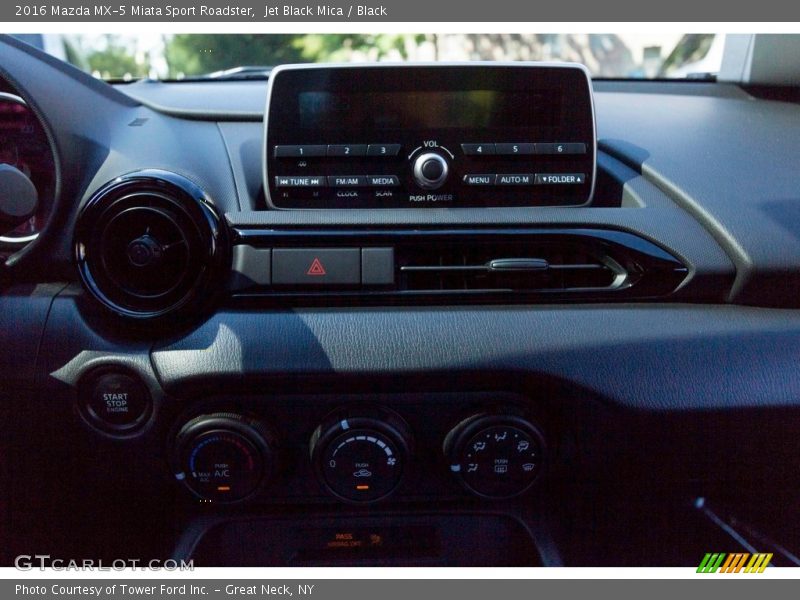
464, 174, 496, 186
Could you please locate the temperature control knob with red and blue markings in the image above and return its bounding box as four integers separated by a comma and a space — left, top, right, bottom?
173, 413, 274, 503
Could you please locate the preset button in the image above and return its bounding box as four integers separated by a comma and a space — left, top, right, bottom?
274, 145, 327, 158
461, 143, 496, 156
495, 143, 535, 155
327, 144, 368, 157
367, 144, 402, 157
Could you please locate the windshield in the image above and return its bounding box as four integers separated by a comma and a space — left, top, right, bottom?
15, 33, 724, 81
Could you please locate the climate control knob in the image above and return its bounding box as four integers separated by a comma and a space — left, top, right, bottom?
444, 413, 544, 499
173, 413, 274, 503
412, 152, 449, 190
310, 408, 412, 503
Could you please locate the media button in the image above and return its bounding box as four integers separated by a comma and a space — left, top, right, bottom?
328, 175, 368, 187
496, 173, 535, 186
366, 175, 400, 187
535, 173, 586, 185
367, 144, 402, 157
273, 145, 327, 158
327, 144, 368, 157
463, 174, 496, 186
495, 143, 534, 155
461, 143, 496, 156
275, 175, 326, 187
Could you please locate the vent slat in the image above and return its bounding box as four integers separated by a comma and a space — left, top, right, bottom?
398, 241, 623, 293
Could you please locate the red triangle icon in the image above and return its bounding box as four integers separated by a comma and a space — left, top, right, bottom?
306, 257, 327, 276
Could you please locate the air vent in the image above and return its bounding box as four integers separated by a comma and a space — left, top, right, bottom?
398, 240, 626, 293
230, 228, 689, 304
75, 170, 227, 320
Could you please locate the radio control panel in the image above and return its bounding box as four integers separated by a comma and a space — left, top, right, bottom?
263, 64, 596, 209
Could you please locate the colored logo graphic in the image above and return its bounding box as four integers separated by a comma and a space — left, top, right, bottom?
697, 552, 773, 573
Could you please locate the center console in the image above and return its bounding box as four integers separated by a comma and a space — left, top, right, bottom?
264, 63, 596, 209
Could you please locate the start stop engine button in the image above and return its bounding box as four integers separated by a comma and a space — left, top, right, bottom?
81, 370, 152, 432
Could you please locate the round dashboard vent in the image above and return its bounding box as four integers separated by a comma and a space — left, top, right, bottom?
74, 170, 227, 320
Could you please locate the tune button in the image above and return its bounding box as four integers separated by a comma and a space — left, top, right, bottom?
275, 175, 326, 187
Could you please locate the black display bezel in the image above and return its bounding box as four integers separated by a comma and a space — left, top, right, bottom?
263, 63, 596, 209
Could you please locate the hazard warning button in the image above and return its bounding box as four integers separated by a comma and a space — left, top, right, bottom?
272, 248, 360, 286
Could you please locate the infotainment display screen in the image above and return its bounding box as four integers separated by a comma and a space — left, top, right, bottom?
297, 90, 559, 131
264, 63, 595, 209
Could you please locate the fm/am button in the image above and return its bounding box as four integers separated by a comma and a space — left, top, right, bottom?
328, 175, 368, 187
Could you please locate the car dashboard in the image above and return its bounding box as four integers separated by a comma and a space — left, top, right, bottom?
2, 35, 800, 567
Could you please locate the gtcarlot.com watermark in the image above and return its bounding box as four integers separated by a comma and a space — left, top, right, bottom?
14, 555, 194, 571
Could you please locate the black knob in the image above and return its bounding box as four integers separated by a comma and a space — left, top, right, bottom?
421, 158, 444, 180
173, 413, 274, 503
444, 413, 544, 499
412, 152, 449, 190
126, 234, 164, 267
310, 408, 412, 503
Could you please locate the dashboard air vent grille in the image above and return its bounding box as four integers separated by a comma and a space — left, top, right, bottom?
74, 170, 227, 320
398, 241, 625, 293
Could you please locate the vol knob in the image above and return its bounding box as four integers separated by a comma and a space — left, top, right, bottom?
412, 152, 449, 190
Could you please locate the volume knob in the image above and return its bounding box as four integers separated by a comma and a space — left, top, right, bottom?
412, 153, 449, 190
